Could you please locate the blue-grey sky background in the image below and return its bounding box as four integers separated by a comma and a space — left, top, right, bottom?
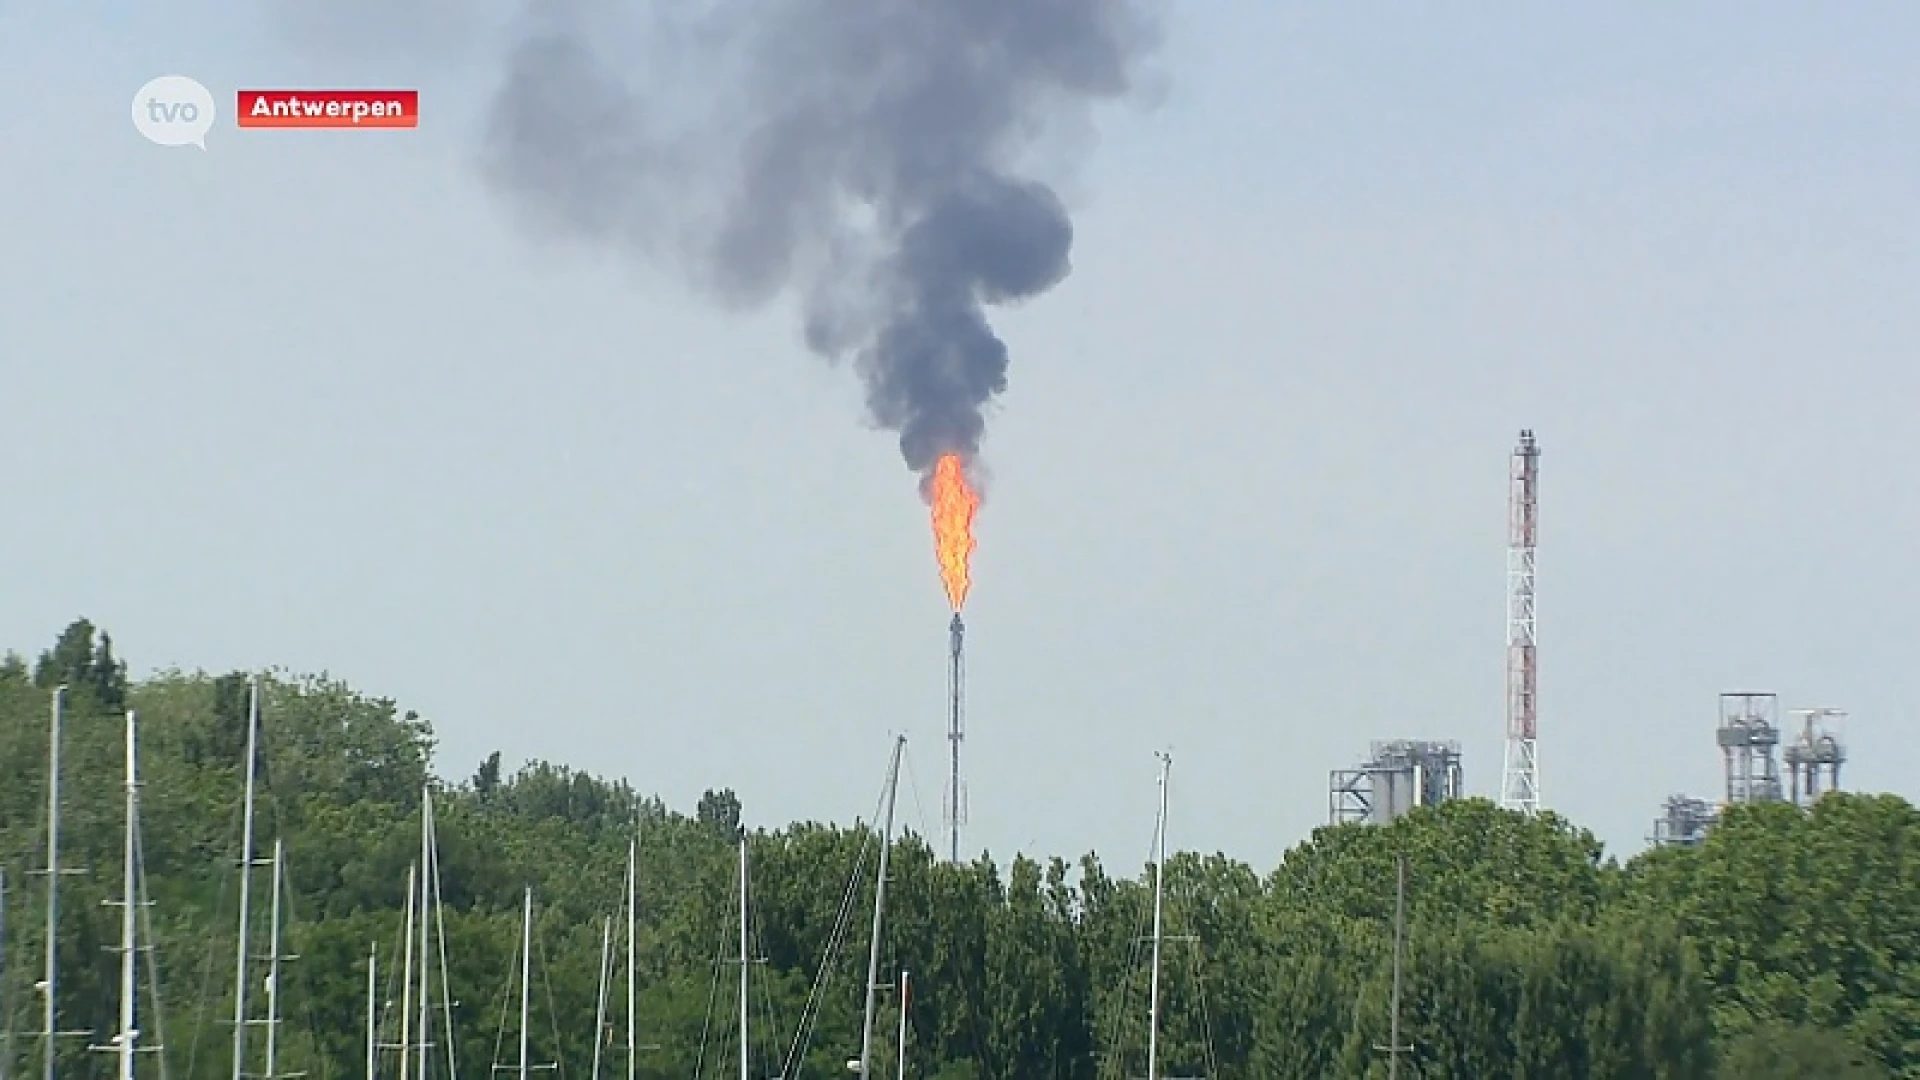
4, 2, 1916, 871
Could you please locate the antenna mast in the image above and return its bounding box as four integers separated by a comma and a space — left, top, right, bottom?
945, 614, 966, 864
1501, 429, 1542, 814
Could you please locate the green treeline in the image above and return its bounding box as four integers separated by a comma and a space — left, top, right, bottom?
0, 620, 1912, 1079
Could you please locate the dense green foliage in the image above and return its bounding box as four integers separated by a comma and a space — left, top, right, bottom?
0, 620, 1912, 1078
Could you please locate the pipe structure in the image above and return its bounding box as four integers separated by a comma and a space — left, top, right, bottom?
946, 614, 965, 863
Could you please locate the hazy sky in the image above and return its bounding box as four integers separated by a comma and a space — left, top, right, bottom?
4, 2, 1916, 874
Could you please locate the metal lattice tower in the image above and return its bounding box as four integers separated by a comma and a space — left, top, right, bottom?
1500, 430, 1542, 814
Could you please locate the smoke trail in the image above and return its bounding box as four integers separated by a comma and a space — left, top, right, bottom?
480, 0, 1163, 477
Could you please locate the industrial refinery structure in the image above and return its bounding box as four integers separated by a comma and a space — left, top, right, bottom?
1647, 693, 1849, 848
1320, 427, 1856, 846
1326, 430, 1540, 827
1329, 740, 1465, 826
1784, 707, 1846, 804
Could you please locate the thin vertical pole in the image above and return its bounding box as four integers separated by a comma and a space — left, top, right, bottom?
42, 687, 64, 1080
414, 797, 431, 1080
895, 971, 908, 1080
117, 712, 139, 1080
590, 918, 610, 1080
517, 890, 531, 1080
2, 867, 9, 1080
397, 865, 415, 1080
233, 680, 261, 1080
265, 840, 286, 1078
737, 839, 748, 1080
624, 840, 635, 1080
859, 737, 906, 1080
365, 945, 378, 1080
1388, 854, 1406, 1080
1146, 752, 1171, 1080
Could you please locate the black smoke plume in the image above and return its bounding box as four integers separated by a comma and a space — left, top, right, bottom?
480, 0, 1163, 477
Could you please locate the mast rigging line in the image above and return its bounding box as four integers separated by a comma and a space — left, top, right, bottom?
426, 803, 461, 1080
893, 742, 1001, 1079
181, 798, 248, 1080
690, 944, 725, 1080
536, 920, 568, 1080
1096, 806, 1166, 1080
485, 898, 562, 1080
776, 746, 906, 1078
899, 747, 936, 847
272, 884, 336, 1080
132, 811, 174, 1080
1095, 758, 1214, 1080
775, 820, 871, 1074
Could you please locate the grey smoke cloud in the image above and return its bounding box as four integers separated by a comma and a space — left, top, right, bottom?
479, 0, 1163, 476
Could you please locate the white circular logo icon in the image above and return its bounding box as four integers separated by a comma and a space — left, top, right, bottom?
132, 75, 216, 149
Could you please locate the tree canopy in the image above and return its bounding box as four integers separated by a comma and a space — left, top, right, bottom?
0, 619, 1910, 1079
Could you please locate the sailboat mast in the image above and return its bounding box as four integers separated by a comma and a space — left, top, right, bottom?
624, 840, 636, 1080
737, 838, 748, 1080
858, 736, 907, 1080
1146, 751, 1170, 1080
414, 796, 432, 1080
895, 971, 909, 1080
41, 686, 64, 1080
426, 818, 458, 1080
116, 711, 140, 1080
590, 918, 611, 1080
1, 868, 9, 1080
1388, 854, 1406, 1080
365, 944, 378, 1080
233, 679, 262, 1080
397, 864, 416, 1080
265, 839, 287, 1078
517, 889, 532, 1080
1, 867, 8, 1080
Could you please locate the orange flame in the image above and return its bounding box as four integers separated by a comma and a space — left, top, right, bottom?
928, 453, 980, 611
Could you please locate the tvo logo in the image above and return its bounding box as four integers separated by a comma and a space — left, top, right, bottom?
132, 75, 215, 149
